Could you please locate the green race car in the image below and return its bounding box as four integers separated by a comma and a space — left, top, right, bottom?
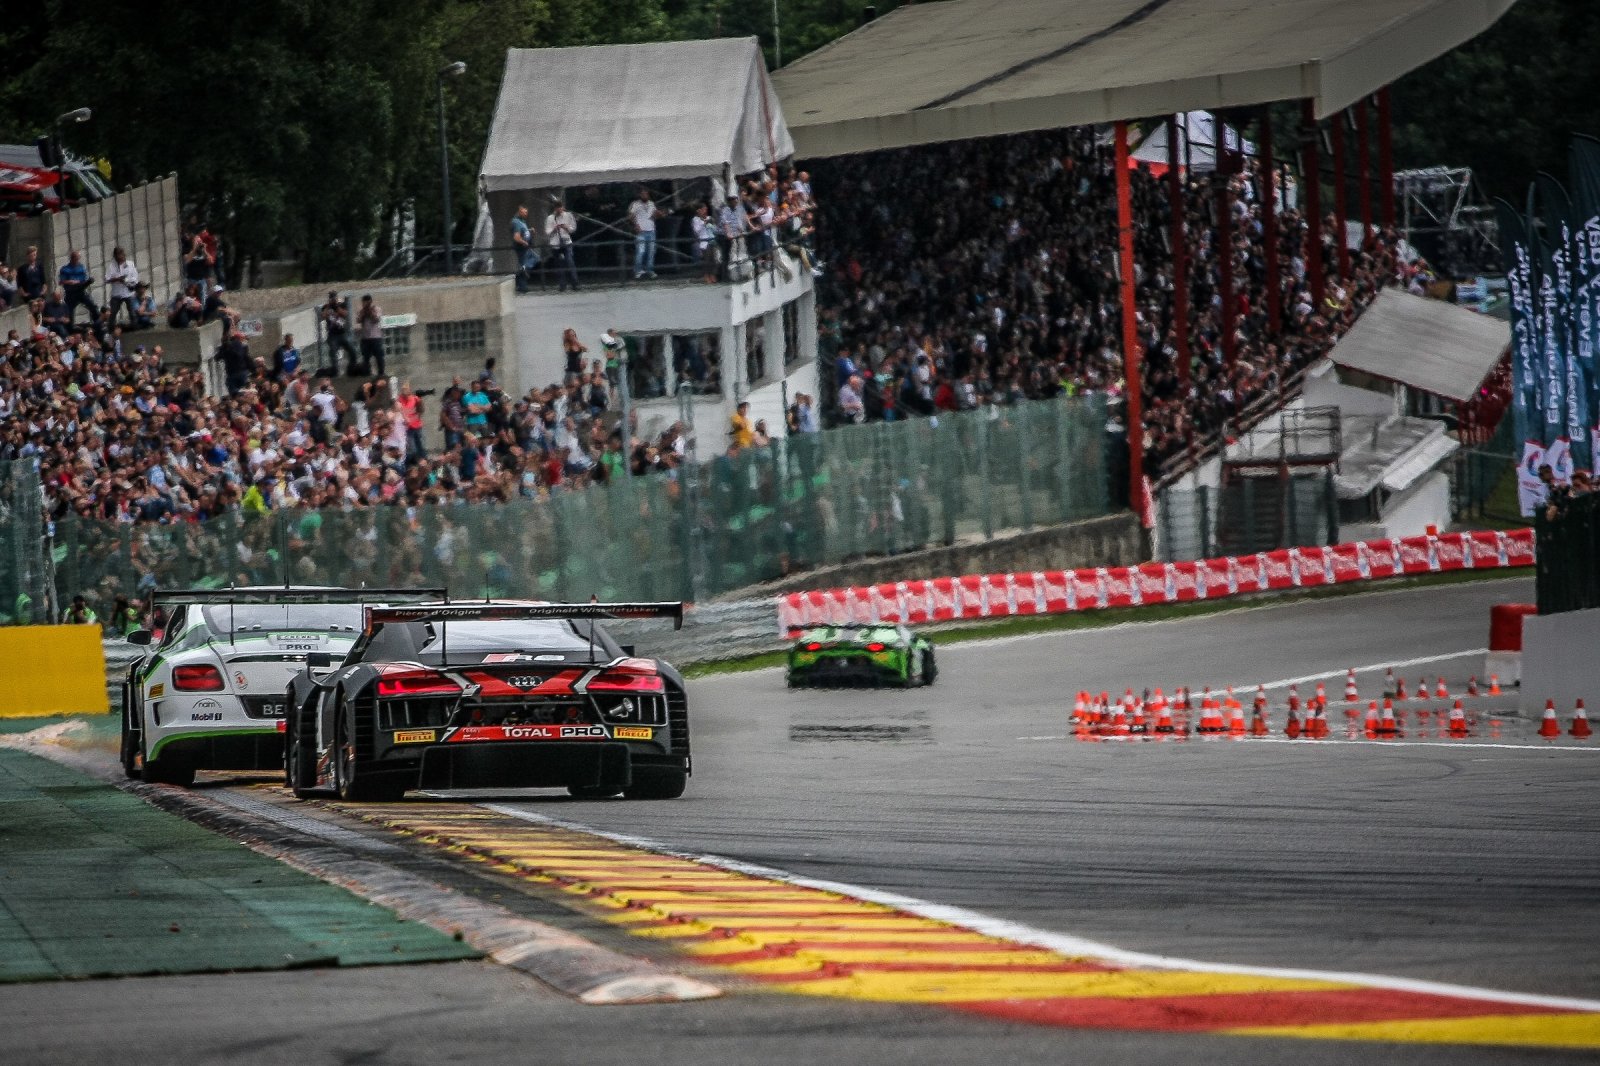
786, 624, 937, 688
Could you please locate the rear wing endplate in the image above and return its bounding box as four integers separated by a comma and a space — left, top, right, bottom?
364, 601, 685, 632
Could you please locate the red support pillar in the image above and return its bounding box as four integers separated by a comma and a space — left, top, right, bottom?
1378, 85, 1395, 229
1214, 111, 1235, 365
1166, 113, 1189, 385
1300, 99, 1324, 309
1356, 96, 1372, 248
1114, 120, 1145, 521
1331, 110, 1350, 280
1259, 105, 1280, 336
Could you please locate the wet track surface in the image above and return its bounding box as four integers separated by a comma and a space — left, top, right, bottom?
12, 575, 1600, 1064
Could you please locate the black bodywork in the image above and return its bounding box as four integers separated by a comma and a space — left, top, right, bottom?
284, 602, 691, 802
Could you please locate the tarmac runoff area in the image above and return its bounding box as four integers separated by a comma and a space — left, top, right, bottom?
6, 574, 1600, 1064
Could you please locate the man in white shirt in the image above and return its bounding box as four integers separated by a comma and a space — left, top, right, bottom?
716, 195, 746, 281
629, 187, 664, 279
544, 200, 580, 292
105, 247, 139, 327
691, 203, 717, 283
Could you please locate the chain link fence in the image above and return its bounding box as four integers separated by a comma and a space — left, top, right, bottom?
54, 397, 1110, 611
0, 460, 52, 623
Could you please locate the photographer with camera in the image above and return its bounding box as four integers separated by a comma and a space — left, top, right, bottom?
320, 291, 357, 375
545, 199, 579, 292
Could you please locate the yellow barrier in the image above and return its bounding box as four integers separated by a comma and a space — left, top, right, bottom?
0, 625, 109, 717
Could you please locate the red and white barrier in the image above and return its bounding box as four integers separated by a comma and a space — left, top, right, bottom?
775, 528, 1538, 635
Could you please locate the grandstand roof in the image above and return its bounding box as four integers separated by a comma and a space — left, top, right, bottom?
1327, 289, 1508, 403
481, 38, 793, 191
774, 0, 1518, 158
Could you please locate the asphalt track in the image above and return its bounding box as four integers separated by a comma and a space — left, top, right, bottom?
11, 574, 1600, 1064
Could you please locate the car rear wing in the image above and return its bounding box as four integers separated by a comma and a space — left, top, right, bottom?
364, 601, 686, 632
153, 586, 448, 606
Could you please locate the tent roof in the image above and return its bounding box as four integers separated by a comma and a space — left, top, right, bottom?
1328, 289, 1508, 402
481, 38, 793, 191
774, 0, 1517, 158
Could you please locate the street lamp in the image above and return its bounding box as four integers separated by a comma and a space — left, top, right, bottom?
437, 62, 467, 274
52, 107, 91, 205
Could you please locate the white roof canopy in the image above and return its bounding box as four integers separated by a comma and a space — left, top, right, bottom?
774, 0, 1518, 159
481, 38, 794, 192
1329, 288, 1508, 403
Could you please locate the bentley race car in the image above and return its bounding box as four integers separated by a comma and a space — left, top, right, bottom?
120, 586, 442, 786
283, 601, 691, 802
786, 624, 937, 688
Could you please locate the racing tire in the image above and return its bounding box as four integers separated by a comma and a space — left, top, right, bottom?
923, 648, 937, 686
285, 696, 321, 800
623, 768, 687, 800
567, 784, 621, 800
334, 701, 407, 803
119, 686, 142, 780
142, 758, 195, 787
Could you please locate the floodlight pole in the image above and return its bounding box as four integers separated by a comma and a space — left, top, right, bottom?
1300, 99, 1324, 310
1377, 86, 1395, 229
1259, 105, 1280, 335
1331, 110, 1349, 280
1356, 96, 1372, 249
1214, 111, 1235, 365
1114, 120, 1145, 522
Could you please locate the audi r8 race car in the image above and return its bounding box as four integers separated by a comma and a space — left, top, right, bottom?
119, 586, 442, 787
786, 624, 937, 688
283, 601, 690, 802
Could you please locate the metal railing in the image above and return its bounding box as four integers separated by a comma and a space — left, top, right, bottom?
1152, 366, 1313, 489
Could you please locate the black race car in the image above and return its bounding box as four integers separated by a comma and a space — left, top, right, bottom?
283, 601, 690, 802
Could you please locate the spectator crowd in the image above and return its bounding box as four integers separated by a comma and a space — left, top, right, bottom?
810, 127, 1429, 469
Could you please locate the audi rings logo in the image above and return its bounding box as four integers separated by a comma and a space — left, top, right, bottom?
507, 675, 544, 690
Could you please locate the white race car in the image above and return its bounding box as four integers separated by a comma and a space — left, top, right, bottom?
119, 586, 441, 786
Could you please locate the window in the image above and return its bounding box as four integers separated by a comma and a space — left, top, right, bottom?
783, 302, 802, 368
745, 317, 768, 385
426, 319, 486, 353
670, 333, 722, 395
382, 325, 412, 357
624, 336, 669, 399
620, 331, 724, 399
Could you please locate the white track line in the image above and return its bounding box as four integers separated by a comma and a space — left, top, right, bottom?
1015, 735, 1599, 752
1233, 648, 1487, 694
479, 802, 1600, 1014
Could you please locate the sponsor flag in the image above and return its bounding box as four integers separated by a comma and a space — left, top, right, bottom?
1517, 438, 1547, 518
1496, 199, 1541, 449
1535, 174, 1590, 471
1529, 180, 1568, 449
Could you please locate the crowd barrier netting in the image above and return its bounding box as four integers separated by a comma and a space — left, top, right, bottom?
777, 528, 1536, 633
53, 397, 1110, 607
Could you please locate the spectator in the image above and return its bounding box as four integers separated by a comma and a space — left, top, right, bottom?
41, 288, 71, 337
561, 328, 587, 382
17, 246, 45, 302
105, 247, 140, 327
58, 250, 96, 324
355, 295, 386, 376
728, 400, 753, 448
131, 282, 156, 329
545, 199, 579, 292
716, 194, 746, 280
439, 384, 465, 450
510, 205, 539, 293
598, 328, 625, 385
462, 376, 491, 433
167, 284, 202, 328
319, 291, 357, 375
629, 187, 664, 280
838, 374, 865, 423
63, 594, 97, 625
692, 202, 718, 283
397, 381, 426, 462
271, 333, 301, 380
0, 263, 15, 309
219, 330, 252, 395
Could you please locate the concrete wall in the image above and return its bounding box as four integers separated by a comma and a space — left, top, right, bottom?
1519, 606, 1600, 719
139, 321, 225, 397
732, 512, 1144, 598
12, 177, 183, 305
0, 303, 29, 340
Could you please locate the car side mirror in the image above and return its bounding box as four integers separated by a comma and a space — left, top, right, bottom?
619, 644, 636, 656
126, 629, 152, 646
307, 652, 334, 668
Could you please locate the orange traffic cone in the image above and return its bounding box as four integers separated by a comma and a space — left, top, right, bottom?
1344, 669, 1359, 702
1413, 677, 1428, 701
1305, 705, 1327, 738
1435, 677, 1449, 699
1384, 667, 1397, 696
1198, 697, 1224, 734
1224, 686, 1242, 712
1572, 700, 1592, 739
1284, 706, 1302, 738
1489, 674, 1502, 696
1072, 691, 1089, 723
1447, 700, 1469, 737
1150, 687, 1167, 713
1097, 692, 1110, 725
1364, 701, 1380, 738
1112, 704, 1132, 737
1226, 704, 1245, 735
1539, 700, 1561, 738
1287, 684, 1300, 713
1250, 704, 1270, 736
1467, 676, 1479, 697
1154, 701, 1176, 734
1177, 686, 1191, 711
1377, 700, 1399, 737
1130, 699, 1148, 734
1315, 681, 1327, 705
1395, 675, 1407, 701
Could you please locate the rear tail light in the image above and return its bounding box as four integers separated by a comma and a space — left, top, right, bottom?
377, 667, 461, 697
585, 657, 665, 694
865, 642, 887, 653
172, 664, 225, 691
803, 642, 823, 652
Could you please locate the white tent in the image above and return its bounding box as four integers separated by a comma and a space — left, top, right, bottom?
480, 38, 794, 192
1130, 112, 1253, 173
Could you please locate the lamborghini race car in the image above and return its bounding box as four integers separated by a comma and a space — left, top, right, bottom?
786, 624, 937, 688
283, 601, 691, 803
119, 586, 442, 787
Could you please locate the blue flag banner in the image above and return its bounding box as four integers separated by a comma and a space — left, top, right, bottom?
1535, 175, 1590, 471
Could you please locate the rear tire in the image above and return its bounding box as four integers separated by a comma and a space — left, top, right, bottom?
285, 696, 321, 800
334, 700, 407, 803
119, 687, 142, 780
567, 784, 620, 800
142, 758, 195, 787
624, 768, 687, 800
923, 647, 937, 686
